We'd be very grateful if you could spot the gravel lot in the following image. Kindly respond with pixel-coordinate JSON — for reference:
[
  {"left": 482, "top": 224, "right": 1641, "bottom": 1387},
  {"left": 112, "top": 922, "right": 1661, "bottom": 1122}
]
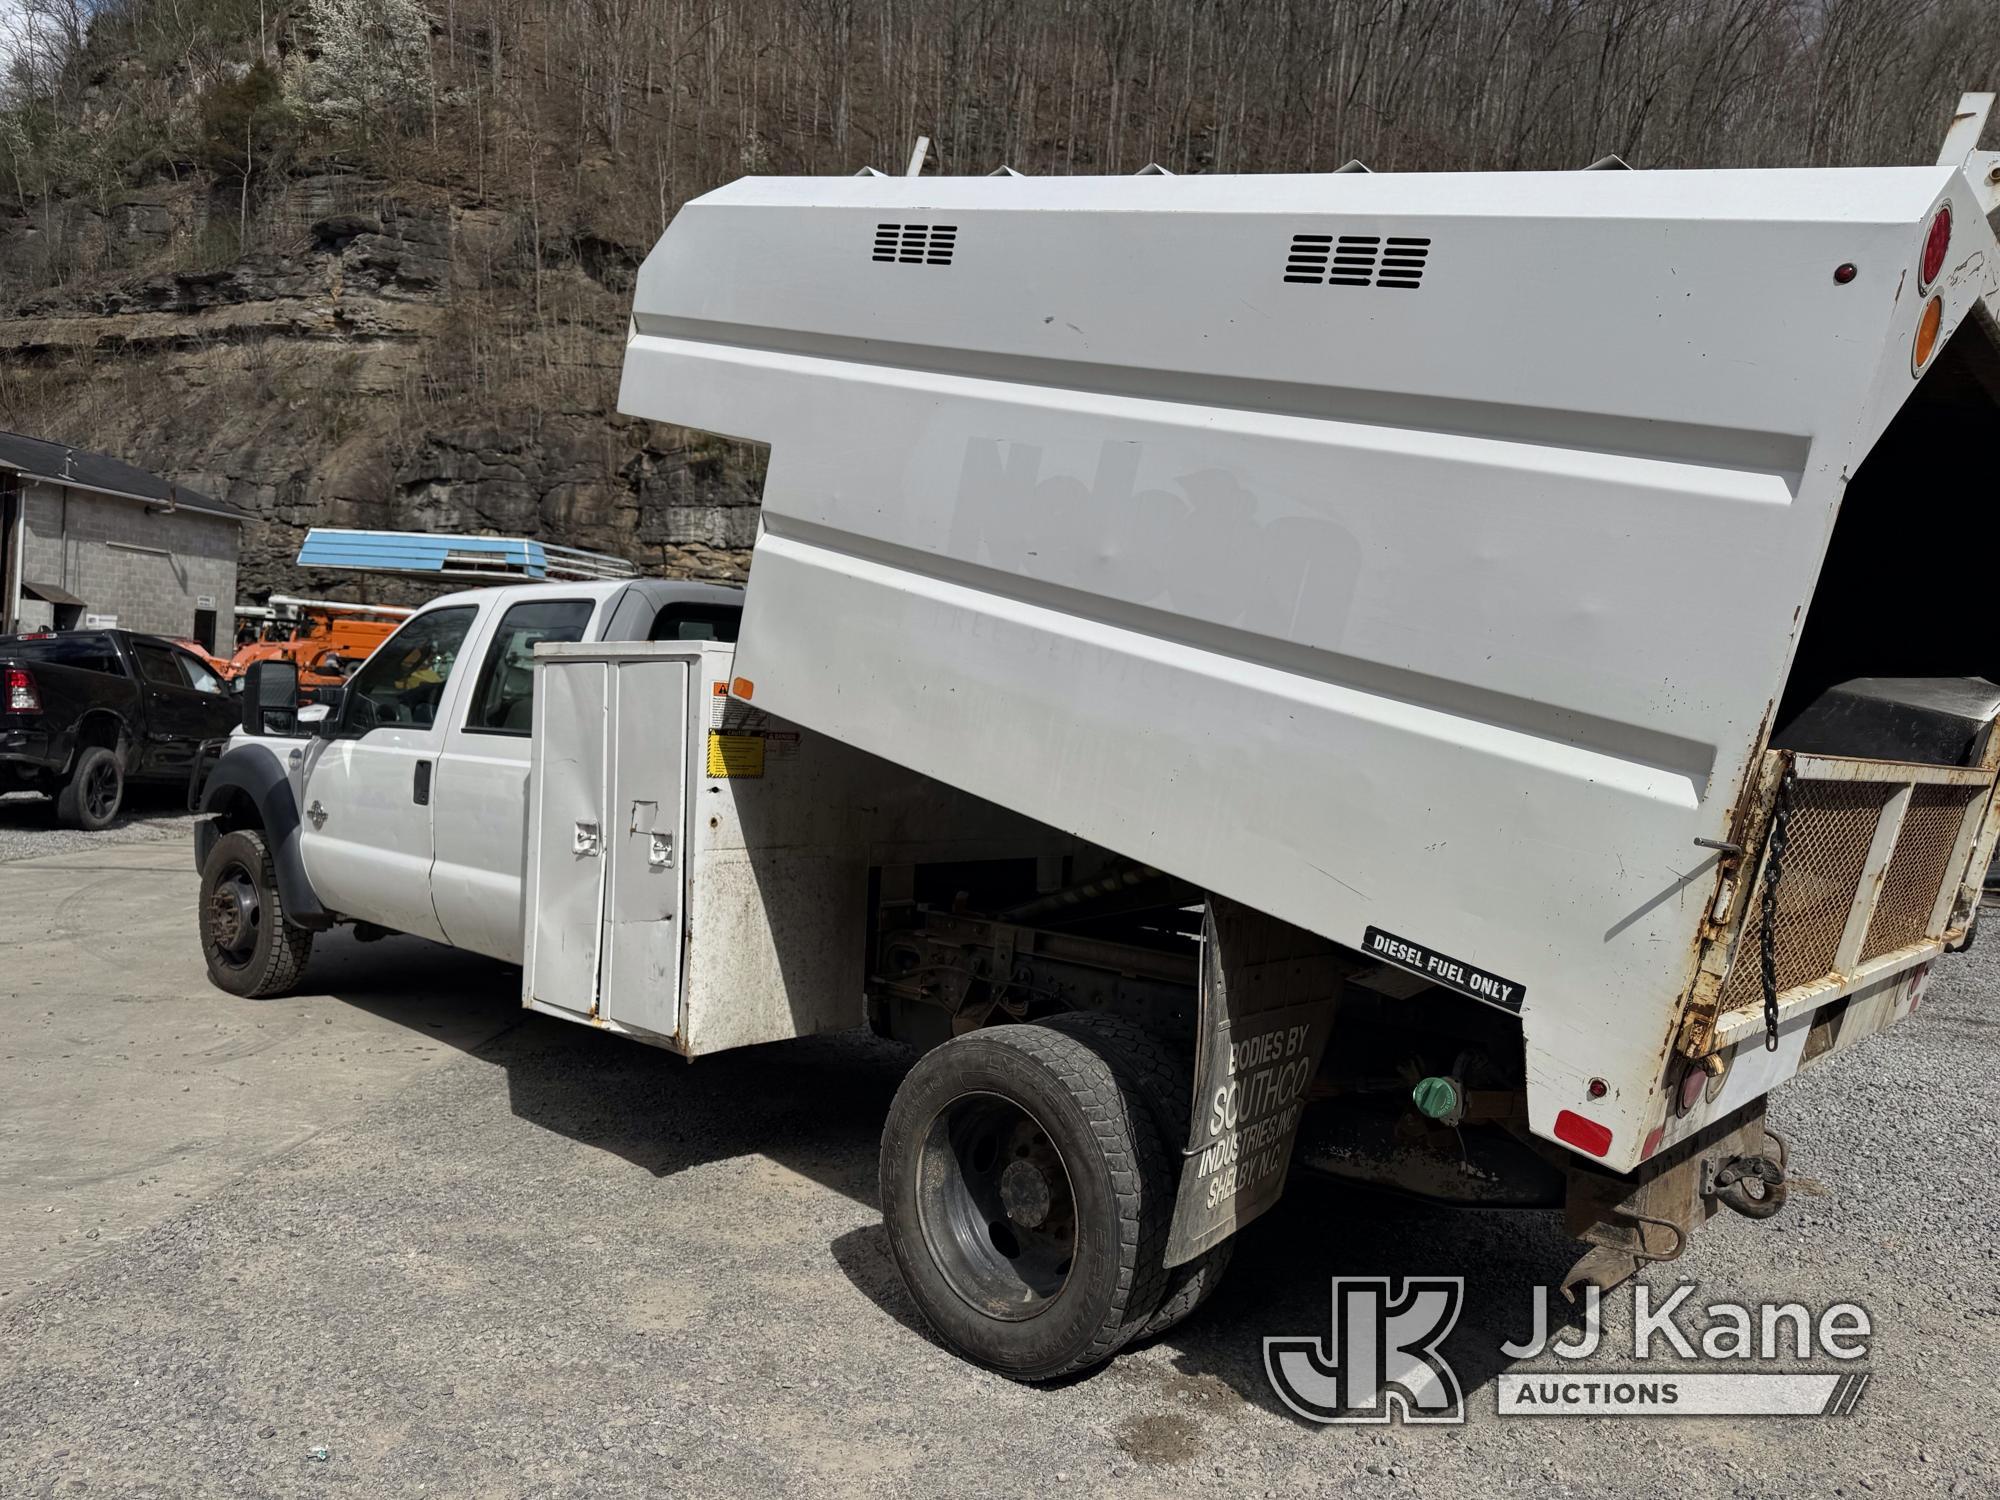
[
  {"left": 0, "top": 788, "right": 199, "bottom": 862},
  {"left": 0, "top": 842, "right": 1993, "bottom": 1498}
]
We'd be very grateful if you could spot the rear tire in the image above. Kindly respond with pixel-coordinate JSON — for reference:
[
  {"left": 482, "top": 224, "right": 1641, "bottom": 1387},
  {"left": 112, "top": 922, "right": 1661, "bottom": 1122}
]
[
  {"left": 198, "top": 828, "right": 314, "bottom": 998},
  {"left": 56, "top": 745, "right": 122, "bottom": 831},
  {"left": 879, "top": 1022, "right": 1174, "bottom": 1381},
  {"left": 1043, "top": 1011, "right": 1235, "bottom": 1337}
]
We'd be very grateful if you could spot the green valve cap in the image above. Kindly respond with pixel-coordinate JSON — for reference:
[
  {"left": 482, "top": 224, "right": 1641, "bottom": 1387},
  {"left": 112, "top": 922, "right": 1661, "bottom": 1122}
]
[{"left": 1412, "top": 1076, "right": 1461, "bottom": 1121}]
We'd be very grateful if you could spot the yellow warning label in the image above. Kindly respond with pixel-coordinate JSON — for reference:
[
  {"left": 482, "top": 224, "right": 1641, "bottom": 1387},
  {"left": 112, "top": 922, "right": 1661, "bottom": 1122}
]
[{"left": 706, "top": 732, "right": 765, "bottom": 779}]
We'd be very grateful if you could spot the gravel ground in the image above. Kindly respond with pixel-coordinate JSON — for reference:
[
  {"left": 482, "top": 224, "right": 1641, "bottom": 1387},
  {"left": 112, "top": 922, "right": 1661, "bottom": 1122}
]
[
  {"left": 0, "top": 788, "right": 199, "bottom": 862},
  {"left": 0, "top": 886, "right": 1994, "bottom": 1496}
]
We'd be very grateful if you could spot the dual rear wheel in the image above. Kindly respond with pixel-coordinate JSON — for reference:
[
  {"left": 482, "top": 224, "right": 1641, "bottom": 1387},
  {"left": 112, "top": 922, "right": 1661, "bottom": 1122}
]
[{"left": 879, "top": 1016, "right": 1231, "bottom": 1381}]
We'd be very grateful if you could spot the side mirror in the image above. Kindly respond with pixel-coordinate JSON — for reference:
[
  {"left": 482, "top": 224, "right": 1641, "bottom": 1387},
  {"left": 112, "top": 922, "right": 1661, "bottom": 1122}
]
[{"left": 241, "top": 660, "right": 300, "bottom": 737}]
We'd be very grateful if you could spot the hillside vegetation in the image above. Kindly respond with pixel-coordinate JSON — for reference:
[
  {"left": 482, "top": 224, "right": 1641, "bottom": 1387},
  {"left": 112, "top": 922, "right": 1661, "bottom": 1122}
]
[{"left": 1, "top": 0, "right": 1995, "bottom": 596}]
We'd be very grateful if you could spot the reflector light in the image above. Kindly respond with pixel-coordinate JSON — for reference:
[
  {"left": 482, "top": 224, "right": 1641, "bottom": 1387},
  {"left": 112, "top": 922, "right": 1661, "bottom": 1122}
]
[
  {"left": 1554, "top": 1108, "right": 1612, "bottom": 1157},
  {"left": 1913, "top": 296, "right": 1944, "bottom": 373},
  {"left": 731, "top": 676, "right": 755, "bottom": 701},
  {"left": 1907, "top": 960, "right": 1933, "bottom": 1011},
  {"left": 5, "top": 668, "right": 40, "bottom": 714},
  {"left": 1679, "top": 1064, "right": 1708, "bottom": 1115},
  {"left": 1640, "top": 1124, "right": 1667, "bottom": 1160},
  {"left": 1919, "top": 203, "right": 1952, "bottom": 290}
]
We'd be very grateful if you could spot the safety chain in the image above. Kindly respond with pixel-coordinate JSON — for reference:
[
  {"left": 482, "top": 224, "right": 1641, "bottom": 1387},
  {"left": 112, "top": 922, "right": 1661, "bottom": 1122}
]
[{"left": 1758, "top": 770, "right": 1796, "bottom": 1053}]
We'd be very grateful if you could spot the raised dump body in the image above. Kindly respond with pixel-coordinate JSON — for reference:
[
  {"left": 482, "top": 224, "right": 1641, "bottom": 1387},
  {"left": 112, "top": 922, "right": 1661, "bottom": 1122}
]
[{"left": 618, "top": 159, "right": 2000, "bottom": 1178}]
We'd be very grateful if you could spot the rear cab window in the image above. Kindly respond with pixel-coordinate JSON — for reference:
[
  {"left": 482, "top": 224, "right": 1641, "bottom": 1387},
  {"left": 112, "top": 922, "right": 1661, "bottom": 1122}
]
[
  {"left": 648, "top": 602, "right": 741, "bottom": 642},
  {"left": 3, "top": 634, "right": 127, "bottom": 677}
]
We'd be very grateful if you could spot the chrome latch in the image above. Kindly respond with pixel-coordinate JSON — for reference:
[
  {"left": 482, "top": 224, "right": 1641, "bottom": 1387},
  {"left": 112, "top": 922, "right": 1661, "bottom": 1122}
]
[
  {"left": 573, "top": 821, "right": 601, "bottom": 856},
  {"left": 306, "top": 799, "right": 327, "bottom": 829}
]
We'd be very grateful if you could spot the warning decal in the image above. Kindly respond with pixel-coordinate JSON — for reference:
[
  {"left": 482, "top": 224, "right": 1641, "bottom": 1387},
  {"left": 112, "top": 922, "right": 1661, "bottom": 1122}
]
[
  {"left": 1361, "top": 926, "right": 1525, "bottom": 1014},
  {"left": 710, "top": 680, "right": 772, "bottom": 736},
  {"left": 706, "top": 733, "right": 766, "bottom": 779}
]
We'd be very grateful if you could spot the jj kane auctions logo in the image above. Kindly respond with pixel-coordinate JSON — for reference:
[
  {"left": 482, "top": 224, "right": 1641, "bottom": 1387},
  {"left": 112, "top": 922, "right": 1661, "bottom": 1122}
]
[{"left": 1266, "top": 1279, "right": 1873, "bottom": 1423}]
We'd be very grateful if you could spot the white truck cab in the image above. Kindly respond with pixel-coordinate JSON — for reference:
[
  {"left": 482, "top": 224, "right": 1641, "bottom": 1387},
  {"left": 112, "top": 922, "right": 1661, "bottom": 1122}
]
[{"left": 194, "top": 576, "right": 743, "bottom": 978}]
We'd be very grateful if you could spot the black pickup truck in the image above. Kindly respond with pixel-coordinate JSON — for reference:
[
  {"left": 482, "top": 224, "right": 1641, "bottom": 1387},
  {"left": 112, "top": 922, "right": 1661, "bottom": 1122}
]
[{"left": 0, "top": 630, "right": 242, "bottom": 829}]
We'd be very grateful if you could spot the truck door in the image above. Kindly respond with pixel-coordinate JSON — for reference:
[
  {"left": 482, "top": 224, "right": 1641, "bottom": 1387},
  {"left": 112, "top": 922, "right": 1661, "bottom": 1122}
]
[
  {"left": 430, "top": 596, "right": 597, "bottom": 962},
  {"left": 523, "top": 649, "right": 690, "bottom": 1039},
  {"left": 128, "top": 639, "right": 219, "bottom": 778},
  {"left": 596, "top": 654, "right": 691, "bottom": 1037},
  {"left": 297, "top": 605, "right": 479, "bottom": 941}
]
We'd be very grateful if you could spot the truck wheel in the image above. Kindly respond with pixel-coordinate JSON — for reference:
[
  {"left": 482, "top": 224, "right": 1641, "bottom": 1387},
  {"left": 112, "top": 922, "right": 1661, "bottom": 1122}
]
[
  {"left": 56, "top": 746, "right": 122, "bottom": 831},
  {"left": 198, "top": 829, "right": 314, "bottom": 998},
  {"left": 1044, "top": 1011, "right": 1235, "bottom": 1338},
  {"left": 879, "top": 1022, "right": 1174, "bottom": 1381}
]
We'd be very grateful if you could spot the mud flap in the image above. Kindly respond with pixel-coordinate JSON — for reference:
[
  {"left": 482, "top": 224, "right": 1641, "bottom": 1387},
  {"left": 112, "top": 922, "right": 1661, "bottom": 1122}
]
[{"left": 1163, "top": 895, "right": 1348, "bottom": 1267}]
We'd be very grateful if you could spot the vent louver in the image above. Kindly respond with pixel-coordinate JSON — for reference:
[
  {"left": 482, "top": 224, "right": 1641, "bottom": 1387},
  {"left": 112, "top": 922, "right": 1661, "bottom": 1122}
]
[
  {"left": 872, "top": 223, "right": 957, "bottom": 265},
  {"left": 1284, "top": 233, "right": 1430, "bottom": 289}
]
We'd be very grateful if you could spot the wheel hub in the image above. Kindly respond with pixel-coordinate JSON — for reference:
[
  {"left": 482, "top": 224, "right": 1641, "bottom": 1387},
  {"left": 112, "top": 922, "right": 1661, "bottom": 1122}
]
[
  {"left": 916, "top": 1093, "right": 1079, "bottom": 1320},
  {"left": 207, "top": 871, "right": 260, "bottom": 958},
  {"left": 85, "top": 761, "right": 117, "bottom": 820},
  {"left": 999, "top": 1157, "right": 1055, "bottom": 1229}
]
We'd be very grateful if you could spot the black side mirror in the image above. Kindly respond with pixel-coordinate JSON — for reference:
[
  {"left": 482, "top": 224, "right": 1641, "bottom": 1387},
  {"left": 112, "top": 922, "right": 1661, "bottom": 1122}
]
[{"left": 241, "top": 660, "right": 300, "bottom": 737}]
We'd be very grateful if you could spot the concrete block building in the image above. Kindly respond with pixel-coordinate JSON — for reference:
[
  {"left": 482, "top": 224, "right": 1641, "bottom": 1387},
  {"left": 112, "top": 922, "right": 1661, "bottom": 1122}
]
[{"left": 0, "top": 432, "right": 244, "bottom": 652}]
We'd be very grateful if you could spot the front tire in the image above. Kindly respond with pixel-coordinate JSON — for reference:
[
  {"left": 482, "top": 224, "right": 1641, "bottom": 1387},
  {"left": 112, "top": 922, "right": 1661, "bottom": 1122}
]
[
  {"left": 199, "top": 828, "right": 314, "bottom": 998},
  {"left": 56, "top": 745, "right": 122, "bottom": 830},
  {"left": 879, "top": 1023, "right": 1174, "bottom": 1381}
]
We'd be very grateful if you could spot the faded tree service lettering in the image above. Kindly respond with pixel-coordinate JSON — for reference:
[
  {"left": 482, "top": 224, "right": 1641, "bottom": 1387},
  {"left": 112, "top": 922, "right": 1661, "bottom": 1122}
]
[{"left": 1197, "top": 1021, "right": 1317, "bottom": 1210}]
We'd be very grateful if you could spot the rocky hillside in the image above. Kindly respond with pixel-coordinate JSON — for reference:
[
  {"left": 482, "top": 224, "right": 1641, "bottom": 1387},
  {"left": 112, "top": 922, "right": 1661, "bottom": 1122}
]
[
  {"left": 0, "top": 160, "right": 760, "bottom": 601},
  {"left": 2, "top": 0, "right": 1991, "bottom": 602},
  {"left": 0, "top": 2, "right": 773, "bottom": 601}
]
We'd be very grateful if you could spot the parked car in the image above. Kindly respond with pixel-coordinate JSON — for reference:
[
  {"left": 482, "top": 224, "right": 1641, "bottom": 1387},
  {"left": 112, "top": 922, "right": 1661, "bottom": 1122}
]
[{"left": 0, "top": 629, "right": 241, "bottom": 828}]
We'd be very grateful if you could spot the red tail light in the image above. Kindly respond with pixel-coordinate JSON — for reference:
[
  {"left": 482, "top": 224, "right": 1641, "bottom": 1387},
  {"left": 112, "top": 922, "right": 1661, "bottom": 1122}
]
[
  {"left": 5, "top": 667, "right": 40, "bottom": 714},
  {"left": 1920, "top": 203, "right": 1951, "bottom": 290}
]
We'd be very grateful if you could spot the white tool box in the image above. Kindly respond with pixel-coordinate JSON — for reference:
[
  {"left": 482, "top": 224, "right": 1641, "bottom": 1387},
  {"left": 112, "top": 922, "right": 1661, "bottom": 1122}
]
[{"left": 522, "top": 641, "right": 1077, "bottom": 1055}]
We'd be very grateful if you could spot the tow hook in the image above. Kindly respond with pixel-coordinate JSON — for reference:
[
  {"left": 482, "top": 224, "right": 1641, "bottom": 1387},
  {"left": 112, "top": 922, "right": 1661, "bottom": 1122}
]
[{"left": 1704, "top": 1136, "right": 1789, "bottom": 1221}]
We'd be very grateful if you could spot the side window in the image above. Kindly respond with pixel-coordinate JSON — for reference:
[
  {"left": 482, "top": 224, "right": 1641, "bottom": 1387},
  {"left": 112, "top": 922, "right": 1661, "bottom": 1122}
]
[
  {"left": 132, "top": 642, "right": 186, "bottom": 688},
  {"left": 341, "top": 606, "right": 479, "bottom": 735},
  {"left": 464, "top": 599, "right": 595, "bottom": 736},
  {"left": 175, "top": 652, "right": 225, "bottom": 695},
  {"left": 647, "top": 602, "right": 741, "bottom": 642}
]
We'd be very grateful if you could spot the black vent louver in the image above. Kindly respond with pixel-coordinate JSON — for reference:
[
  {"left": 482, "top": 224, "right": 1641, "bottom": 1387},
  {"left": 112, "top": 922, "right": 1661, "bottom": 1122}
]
[
  {"left": 1284, "top": 233, "right": 1430, "bottom": 289},
  {"left": 872, "top": 223, "right": 957, "bottom": 265}
]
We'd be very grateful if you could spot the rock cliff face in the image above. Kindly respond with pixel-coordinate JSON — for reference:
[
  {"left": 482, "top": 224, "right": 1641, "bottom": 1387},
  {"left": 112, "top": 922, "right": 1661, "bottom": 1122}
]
[{"left": 0, "top": 167, "right": 761, "bottom": 605}]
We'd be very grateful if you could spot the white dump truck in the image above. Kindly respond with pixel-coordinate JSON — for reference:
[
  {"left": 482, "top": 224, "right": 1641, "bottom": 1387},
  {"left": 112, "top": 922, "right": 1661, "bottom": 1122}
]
[{"left": 199, "top": 97, "right": 2000, "bottom": 1382}]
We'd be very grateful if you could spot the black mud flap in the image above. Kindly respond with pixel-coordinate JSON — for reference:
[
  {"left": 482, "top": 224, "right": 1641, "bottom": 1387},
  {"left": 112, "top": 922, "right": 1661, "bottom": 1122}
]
[{"left": 1163, "top": 895, "right": 1348, "bottom": 1268}]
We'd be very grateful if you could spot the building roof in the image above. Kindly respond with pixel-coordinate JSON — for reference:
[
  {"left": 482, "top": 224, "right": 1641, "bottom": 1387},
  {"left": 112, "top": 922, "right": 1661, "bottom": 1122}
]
[{"left": 0, "top": 430, "right": 243, "bottom": 523}]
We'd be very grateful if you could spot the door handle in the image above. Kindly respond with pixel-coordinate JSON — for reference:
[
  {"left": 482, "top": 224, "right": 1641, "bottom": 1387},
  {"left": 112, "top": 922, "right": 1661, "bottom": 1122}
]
[{"left": 413, "top": 760, "right": 432, "bottom": 806}]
